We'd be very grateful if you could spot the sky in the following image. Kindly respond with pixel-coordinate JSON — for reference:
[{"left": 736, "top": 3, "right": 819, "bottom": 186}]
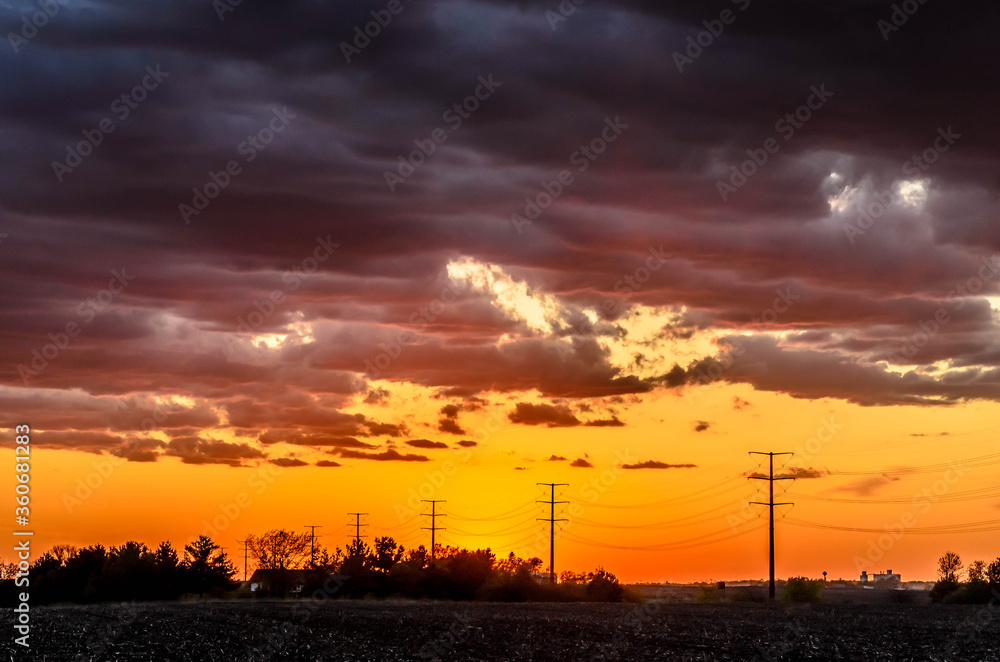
[{"left": 2, "top": 0, "right": 1000, "bottom": 583}]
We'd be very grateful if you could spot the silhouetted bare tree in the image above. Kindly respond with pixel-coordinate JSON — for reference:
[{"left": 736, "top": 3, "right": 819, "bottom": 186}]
[{"left": 246, "top": 529, "right": 311, "bottom": 570}]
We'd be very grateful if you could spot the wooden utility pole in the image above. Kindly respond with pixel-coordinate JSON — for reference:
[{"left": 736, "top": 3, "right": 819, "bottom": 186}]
[
  {"left": 537, "top": 483, "right": 568, "bottom": 584},
  {"left": 749, "top": 451, "right": 794, "bottom": 599}
]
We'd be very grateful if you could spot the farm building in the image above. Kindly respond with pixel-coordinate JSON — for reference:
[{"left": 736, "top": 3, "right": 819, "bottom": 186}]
[
  {"left": 249, "top": 569, "right": 308, "bottom": 596},
  {"left": 860, "top": 569, "right": 901, "bottom": 583}
]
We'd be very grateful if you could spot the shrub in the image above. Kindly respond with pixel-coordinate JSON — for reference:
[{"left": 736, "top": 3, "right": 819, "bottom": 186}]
[
  {"left": 585, "top": 568, "right": 625, "bottom": 603},
  {"left": 779, "top": 577, "right": 823, "bottom": 604},
  {"left": 695, "top": 584, "right": 722, "bottom": 603},
  {"left": 889, "top": 589, "right": 915, "bottom": 604},
  {"left": 728, "top": 586, "right": 767, "bottom": 603},
  {"left": 930, "top": 580, "right": 960, "bottom": 603}
]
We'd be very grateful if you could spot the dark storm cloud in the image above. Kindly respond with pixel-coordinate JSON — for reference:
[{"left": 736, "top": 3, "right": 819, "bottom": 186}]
[
  {"left": 405, "top": 438, "right": 448, "bottom": 449},
  {"left": 3, "top": 0, "right": 1000, "bottom": 460},
  {"left": 622, "top": 460, "right": 698, "bottom": 470},
  {"left": 269, "top": 457, "right": 308, "bottom": 467},
  {"left": 165, "top": 436, "right": 265, "bottom": 466},
  {"left": 337, "top": 448, "right": 431, "bottom": 462},
  {"left": 508, "top": 402, "right": 581, "bottom": 427},
  {"left": 437, "top": 403, "right": 468, "bottom": 435}
]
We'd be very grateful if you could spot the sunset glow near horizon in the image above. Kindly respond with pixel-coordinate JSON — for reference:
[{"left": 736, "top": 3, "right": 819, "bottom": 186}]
[{"left": 3, "top": 1, "right": 1000, "bottom": 585}]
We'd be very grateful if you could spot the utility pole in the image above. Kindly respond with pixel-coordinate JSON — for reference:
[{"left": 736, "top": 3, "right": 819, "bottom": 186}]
[
  {"left": 304, "top": 525, "right": 322, "bottom": 567},
  {"left": 537, "top": 483, "right": 568, "bottom": 584},
  {"left": 237, "top": 538, "right": 249, "bottom": 582},
  {"left": 347, "top": 512, "right": 369, "bottom": 546},
  {"left": 749, "top": 451, "right": 794, "bottom": 600},
  {"left": 420, "top": 500, "right": 446, "bottom": 559}
]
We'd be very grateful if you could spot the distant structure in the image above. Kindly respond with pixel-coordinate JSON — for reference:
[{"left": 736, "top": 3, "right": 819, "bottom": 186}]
[
  {"left": 249, "top": 569, "right": 308, "bottom": 596},
  {"left": 860, "top": 569, "right": 901, "bottom": 583}
]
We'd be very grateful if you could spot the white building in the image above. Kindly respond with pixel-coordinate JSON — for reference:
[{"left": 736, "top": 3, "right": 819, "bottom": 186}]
[{"left": 860, "top": 569, "right": 901, "bottom": 583}]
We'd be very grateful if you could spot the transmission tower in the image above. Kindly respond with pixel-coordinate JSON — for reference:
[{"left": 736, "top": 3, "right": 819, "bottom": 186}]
[
  {"left": 537, "top": 483, "right": 568, "bottom": 584},
  {"left": 421, "top": 500, "right": 446, "bottom": 558},
  {"left": 749, "top": 451, "right": 794, "bottom": 599},
  {"left": 347, "top": 512, "right": 369, "bottom": 546}
]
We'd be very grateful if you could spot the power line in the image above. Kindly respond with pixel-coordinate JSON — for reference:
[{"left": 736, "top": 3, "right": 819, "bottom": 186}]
[
  {"left": 347, "top": 513, "right": 369, "bottom": 546},
  {"left": 825, "top": 451, "right": 1000, "bottom": 476},
  {"left": 421, "top": 500, "right": 446, "bottom": 559},
  {"left": 749, "top": 451, "right": 794, "bottom": 600},
  {"left": 788, "top": 484, "right": 1000, "bottom": 505},
  {"left": 785, "top": 517, "right": 1000, "bottom": 534},
  {"left": 563, "top": 522, "right": 765, "bottom": 552},
  {"left": 537, "top": 483, "right": 568, "bottom": 584}
]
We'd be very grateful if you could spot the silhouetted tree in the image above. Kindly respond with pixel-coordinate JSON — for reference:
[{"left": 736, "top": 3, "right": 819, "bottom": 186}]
[
  {"left": 988, "top": 558, "right": 1000, "bottom": 587},
  {"left": 559, "top": 570, "right": 588, "bottom": 584},
  {"left": 0, "top": 561, "right": 17, "bottom": 581},
  {"left": 931, "top": 550, "right": 964, "bottom": 603},
  {"left": 372, "top": 536, "right": 404, "bottom": 573},
  {"left": 184, "top": 536, "right": 235, "bottom": 595},
  {"left": 586, "top": 568, "right": 625, "bottom": 602},
  {"left": 938, "top": 551, "right": 964, "bottom": 583},
  {"left": 101, "top": 541, "right": 156, "bottom": 600},
  {"left": 153, "top": 541, "right": 184, "bottom": 599},
  {"left": 247, "top": 529, "right": 311, "bottom": 570},
  {"left": 63, "top": 544, "right": 107, "bottom": 602}
]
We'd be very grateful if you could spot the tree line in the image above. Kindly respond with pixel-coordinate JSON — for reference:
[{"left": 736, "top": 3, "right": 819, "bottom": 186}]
[
  {"left": 931, "top": 551, "right": 1000, "bottom": 603},
  {"left": 244, "top": 528, "right": 627, "bottom": 601},
  {"left": 1, "top": 529, "right": 628, "bottom": 605},
  {"left": 1, "top": 536, "right": 234, "bottom": 604}
]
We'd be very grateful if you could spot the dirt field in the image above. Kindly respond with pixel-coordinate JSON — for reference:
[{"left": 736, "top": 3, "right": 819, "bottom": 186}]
[{"left": 3, "top": 599, "right": 999, "bottom": 661}]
